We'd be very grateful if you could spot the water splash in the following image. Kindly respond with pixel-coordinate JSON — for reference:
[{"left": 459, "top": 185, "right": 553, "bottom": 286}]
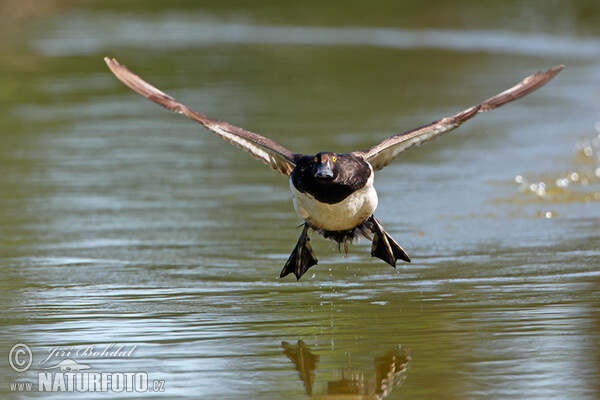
[{"left": 513, "top": 127, "right": 600, "bottom": 204}]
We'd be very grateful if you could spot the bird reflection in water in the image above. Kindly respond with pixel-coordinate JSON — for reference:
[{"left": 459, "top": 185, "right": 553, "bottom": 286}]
[{"left": 281, "top": 340, "right": 410, "bottom": 399}]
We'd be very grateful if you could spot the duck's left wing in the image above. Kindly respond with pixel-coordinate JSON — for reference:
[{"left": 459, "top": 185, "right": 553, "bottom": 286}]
[
  {"left": 104, "top": 57, "right": 297, "bottom": 176},
  {"left": 356, "top": 65, "right": 564, "bottom": 171}
]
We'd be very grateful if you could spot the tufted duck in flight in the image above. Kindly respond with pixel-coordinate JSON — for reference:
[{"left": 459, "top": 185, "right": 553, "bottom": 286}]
[{"left": 105, "top": 57, "right": 562, "bottom": 280}]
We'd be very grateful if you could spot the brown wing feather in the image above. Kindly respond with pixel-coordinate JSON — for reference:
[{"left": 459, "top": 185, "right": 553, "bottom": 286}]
[
  {"left": 357, "top": 65, "right": 564, "bottom": 171},
  {"left": 104, "top": 57, "right": 297, "bottom": 176}
]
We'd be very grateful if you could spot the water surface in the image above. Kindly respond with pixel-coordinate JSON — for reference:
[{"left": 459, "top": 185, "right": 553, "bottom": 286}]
[{"left": 1, "top": 2, "right": 599, "bottom": 399}]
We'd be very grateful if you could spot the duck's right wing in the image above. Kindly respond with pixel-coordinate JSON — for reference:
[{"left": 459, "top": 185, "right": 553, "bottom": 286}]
[
  {"left": 356, "top": 65, "right": 564, "bottom": 171},
  {"left": 105, "top": 57, "right": 298, "bottom": 176}
]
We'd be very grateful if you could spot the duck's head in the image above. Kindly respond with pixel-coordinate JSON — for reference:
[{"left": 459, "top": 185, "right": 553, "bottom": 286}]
[{"left": 312, "top": 152, "right": 338, "bottom": 182}]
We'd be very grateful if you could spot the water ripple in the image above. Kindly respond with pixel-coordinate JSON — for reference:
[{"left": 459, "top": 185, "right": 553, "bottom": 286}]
[{"left": 33, "top": 11, "right": 600, "bottom": 59}]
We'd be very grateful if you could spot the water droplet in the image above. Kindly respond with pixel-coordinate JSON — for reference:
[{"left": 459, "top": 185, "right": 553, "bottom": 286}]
[
  {"left": 536, "top": 186, "right": 546, "bottom": 197},
  {"left": 515, "top": 175, "right": 523, "bottom": 184},
  {"left": 545, "top": 211, "right": 553, "bottom": 219},
  {"left": 570, "top": 172, "right": 579, "bottom": 182}
]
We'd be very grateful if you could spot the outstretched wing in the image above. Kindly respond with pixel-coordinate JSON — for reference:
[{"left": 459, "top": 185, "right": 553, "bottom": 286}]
[
  {"left": 104, "top": 57, "right": 297, "bottom": 176},
  {"left": 357, "top": 65, "right": 564, "bottom": 171}
]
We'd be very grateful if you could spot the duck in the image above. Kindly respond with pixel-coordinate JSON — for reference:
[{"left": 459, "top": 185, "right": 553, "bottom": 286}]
[{"left": 104, "top": 57, "right": 563, "bottom": 280}]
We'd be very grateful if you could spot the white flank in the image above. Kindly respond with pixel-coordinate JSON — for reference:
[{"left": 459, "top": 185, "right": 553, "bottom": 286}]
[{"left": 290, "top": 173, "right": 378, "bottom": 231}]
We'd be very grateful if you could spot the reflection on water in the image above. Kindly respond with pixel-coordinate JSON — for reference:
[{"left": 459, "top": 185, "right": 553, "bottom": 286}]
[
  {"left": 32, "top": 13, "right": 600, "bottom": 59},
  {"left": 282, "top": 340, "right": 410, "bottom": 399}
]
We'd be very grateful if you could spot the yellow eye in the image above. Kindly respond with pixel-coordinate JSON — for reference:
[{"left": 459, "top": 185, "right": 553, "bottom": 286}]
[
  {"left": 314, "top": 157, "right": 318, "bottom": 162},
  {"left": 332, "top": 156, "right": 337, "bottom": 162}
]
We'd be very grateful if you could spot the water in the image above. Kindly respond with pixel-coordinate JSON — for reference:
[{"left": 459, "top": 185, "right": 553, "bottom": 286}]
[{"left": 1, "top": 2, "right": 599, "bottom": 399}]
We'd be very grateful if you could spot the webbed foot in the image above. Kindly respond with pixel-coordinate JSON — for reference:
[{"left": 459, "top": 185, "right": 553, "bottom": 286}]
[
  {"left": 369, "top": 216, "right": 411, "bottom": 267},
  {"left": 280, "top": 224, "right": 318, "bottom": 280}
]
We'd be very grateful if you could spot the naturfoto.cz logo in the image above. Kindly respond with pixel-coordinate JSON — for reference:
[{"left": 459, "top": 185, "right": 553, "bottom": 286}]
[{"left": 8, "top": 343, "right": 165, "bottom": 393}]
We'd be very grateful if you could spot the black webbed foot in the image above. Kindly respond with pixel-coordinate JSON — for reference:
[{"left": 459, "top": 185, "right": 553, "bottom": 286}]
[
  {"left": 369, "top": 216, "right": 411, "bottom": 267},
  {"left": 280, "top": 224, "right": 318, "bottom": 280}
]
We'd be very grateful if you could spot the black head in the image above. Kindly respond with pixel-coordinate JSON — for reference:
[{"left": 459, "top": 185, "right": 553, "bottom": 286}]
[
  {"left": 291, "top": 152, "right": 372, "bottom": 204},
  {"left": 312, "top": 152, "right": 338, "bottom": 182}
]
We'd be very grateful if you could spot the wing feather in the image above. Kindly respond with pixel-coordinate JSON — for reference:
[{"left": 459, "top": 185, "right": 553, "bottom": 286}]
[
  {"left": 104, "top": 57, "right": 297, "bottom": 176},
  {"left": 358, "top": 65, "right": 564, "bottom": 171}
]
